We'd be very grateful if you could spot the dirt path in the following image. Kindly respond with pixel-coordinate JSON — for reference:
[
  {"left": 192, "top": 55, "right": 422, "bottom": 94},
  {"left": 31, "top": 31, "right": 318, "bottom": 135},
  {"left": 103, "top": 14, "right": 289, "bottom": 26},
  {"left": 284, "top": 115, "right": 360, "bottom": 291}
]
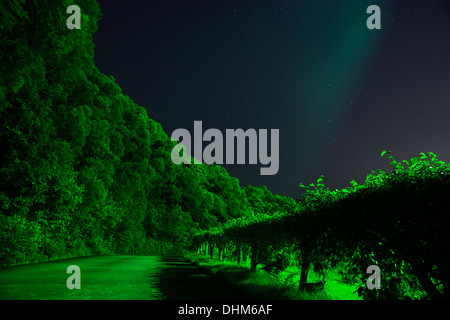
[{"left": 157, "top": 256, "right": 257, "bottom": 299}]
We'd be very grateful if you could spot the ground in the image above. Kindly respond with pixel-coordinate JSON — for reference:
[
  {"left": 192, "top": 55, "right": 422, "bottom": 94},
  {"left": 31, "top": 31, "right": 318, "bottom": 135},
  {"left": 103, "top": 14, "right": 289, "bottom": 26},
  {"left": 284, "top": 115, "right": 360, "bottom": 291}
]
[{"left": 0, "top": 255, "right": 360, "bottom": 300}]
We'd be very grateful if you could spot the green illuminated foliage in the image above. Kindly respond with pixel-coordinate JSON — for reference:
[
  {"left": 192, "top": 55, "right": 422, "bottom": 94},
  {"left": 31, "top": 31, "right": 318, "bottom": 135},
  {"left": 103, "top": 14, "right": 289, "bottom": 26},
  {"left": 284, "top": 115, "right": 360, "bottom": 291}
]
[
  {"left": 2, "top": 0, "right": 450, "bottom": 302},
  {"left": 195, "top": 151, "right": 450, "bottom": 299},
  {"left": 0, "top": 0, "right": 265, "bottom": 265}
]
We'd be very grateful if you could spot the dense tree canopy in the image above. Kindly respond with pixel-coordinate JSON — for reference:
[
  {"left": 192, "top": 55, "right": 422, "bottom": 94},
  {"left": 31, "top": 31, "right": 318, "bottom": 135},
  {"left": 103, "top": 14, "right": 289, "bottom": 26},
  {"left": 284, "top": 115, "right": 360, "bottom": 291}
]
[{"left": 0, "top": 0, "right": 295, "bottom": 266}]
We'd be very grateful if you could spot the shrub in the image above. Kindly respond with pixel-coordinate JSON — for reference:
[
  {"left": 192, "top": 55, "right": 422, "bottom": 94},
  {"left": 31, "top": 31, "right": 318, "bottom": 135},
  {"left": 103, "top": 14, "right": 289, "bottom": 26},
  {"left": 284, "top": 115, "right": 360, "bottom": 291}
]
[{"left": 0, "top": 215, "right": 43, "bottom": 266}]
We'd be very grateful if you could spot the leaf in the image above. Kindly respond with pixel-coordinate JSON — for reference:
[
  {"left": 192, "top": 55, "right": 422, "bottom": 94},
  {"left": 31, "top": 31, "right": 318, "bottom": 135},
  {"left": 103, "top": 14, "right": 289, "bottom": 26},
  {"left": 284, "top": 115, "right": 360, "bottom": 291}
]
[{"left": 381, "top": 150, "right": 387, "bottom": 158}]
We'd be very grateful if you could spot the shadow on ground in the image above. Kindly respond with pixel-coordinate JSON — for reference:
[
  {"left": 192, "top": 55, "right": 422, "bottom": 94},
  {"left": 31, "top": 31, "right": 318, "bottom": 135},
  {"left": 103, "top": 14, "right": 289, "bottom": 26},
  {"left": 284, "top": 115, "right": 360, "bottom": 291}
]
[{"left": 154, "top": 256, "right": 258, "bottom": 300}]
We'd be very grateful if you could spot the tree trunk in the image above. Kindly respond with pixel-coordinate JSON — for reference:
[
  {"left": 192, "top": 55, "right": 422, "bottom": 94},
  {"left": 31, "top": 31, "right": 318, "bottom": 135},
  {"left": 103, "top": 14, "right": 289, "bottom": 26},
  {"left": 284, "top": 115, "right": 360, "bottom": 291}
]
[
  {"left": 218, "top": 245, "right": 223, "bottom": 261},
  {"left": 210, "top": 243, "right": 214, "bottom": 259},
  {"left": 299, "top": 247, "right": 313, "bottom": 290},
  {"left": 250, "top": 245, "right": 258, "bottom": 272},
  {"left": 237, "top": 245, "right": 241, "bottom": 264}
]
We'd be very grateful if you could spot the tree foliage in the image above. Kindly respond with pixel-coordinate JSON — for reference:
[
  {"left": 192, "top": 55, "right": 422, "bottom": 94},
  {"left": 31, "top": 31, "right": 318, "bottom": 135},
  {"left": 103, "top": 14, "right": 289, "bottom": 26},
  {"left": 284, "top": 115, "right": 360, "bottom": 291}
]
[
  {"left": 195, "top": 151, "right": 450, "bottom": 300},
  {"left": 0, "top": 0, "right": 279, "bottom": 265}
]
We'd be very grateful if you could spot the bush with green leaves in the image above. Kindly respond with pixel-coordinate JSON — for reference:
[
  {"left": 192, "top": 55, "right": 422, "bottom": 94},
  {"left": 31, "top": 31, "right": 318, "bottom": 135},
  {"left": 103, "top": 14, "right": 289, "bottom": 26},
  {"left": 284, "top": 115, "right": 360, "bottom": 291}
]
[
  {"left": 1, "top": 0, "right": 279, "bottom": 266},
  {"left": 259, "top": 246, "right": 291, "bottom": 276},
  {"left": 0, "top": 214, "right": 43, "bottom": 266},
  {"left": 195, "top": 151, "right": 450, "bottom": 299}
]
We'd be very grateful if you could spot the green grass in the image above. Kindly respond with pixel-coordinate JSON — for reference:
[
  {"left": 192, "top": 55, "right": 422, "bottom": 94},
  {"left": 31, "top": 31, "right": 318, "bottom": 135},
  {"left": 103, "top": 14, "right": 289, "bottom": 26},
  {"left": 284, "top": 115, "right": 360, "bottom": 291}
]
[{"left": 185, "top": 254, "right": 361, "bottom": 300}]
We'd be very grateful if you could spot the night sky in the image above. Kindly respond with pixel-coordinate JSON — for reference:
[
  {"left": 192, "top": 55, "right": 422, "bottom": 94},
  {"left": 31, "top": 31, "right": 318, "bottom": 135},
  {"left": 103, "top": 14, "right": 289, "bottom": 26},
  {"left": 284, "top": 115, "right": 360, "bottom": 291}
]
[{"left": 93, "top": 0, "right": 450, "bottom": 199}]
